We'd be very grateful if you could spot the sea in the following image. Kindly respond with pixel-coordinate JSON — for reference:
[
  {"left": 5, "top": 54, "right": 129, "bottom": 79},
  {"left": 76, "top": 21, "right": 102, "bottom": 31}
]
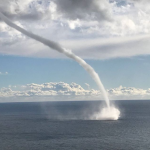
[{"left": 0, "top": 100, "right": 150, "bottom": 150}]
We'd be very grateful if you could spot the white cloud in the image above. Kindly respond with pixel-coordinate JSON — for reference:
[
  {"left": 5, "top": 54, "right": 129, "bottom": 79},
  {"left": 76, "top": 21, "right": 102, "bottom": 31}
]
[
  {"left": 108, "top": 85, "right": 149, "bottom": 100},
  {"left": 67, "top": 19, "right": 81, "bottom": 30},
  {"left": 0, "top": 82, "right": 99, "bottom": 100},
  {"left": 1, "top": 34, "right": 150, "bottom": 60},
  {"left": 0, "top": 72, "right": 8, "bottom": 75},
  {"left": 0, "top": 82, "right": 150, "bottom": 101},
  {"left": 1, "top": 0, "right": 150, "bottom": 60},
  {"left": 85, "top": 83, "right": 90, "bottom": 90},
  {"left": 0, "top": 0, "right": 52, "bottom": 21}
]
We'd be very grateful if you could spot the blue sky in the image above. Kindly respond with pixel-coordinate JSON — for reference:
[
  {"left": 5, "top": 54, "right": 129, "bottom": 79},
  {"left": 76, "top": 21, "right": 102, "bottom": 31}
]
[
  {"left": 0, "top": 0, "right": 150, "bottom": 101},
  {"left": 1, "top": 55, "right": 150, "bottom": 90}
]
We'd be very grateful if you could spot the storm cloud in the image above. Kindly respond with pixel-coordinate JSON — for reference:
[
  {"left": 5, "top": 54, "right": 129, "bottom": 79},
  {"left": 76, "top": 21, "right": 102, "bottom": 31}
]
[{"left": 53, "top": 0, "right": 112, "bottom": 21}]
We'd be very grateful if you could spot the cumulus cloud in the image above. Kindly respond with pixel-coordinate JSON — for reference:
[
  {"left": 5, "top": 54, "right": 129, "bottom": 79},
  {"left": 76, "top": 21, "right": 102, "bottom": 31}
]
[
  {"left": 0, "top": 82, "right": 100, "bottom": 100},
  {"left": 108, "top": 85, "right": 149, "bottom": 100},
  {"left": 0, "top": 82, "right": 150, "bottom": 101},
  {"left": 129, "top": 0, "right": 149, "bottom": 3}
]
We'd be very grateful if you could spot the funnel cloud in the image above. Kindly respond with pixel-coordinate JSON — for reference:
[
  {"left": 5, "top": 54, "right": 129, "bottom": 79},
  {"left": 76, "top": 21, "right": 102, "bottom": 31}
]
[{"left": 0, "top": 12, "right": 120, "bottom": 120}]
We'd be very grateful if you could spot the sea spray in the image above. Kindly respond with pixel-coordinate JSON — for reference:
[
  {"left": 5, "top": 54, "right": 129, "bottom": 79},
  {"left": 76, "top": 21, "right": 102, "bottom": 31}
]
[
  {"left": 90, "top": 106, "right": 120, "bottom": 120},
  {"left": 0, "top": 12, "right": 120, "bottom": 120}
]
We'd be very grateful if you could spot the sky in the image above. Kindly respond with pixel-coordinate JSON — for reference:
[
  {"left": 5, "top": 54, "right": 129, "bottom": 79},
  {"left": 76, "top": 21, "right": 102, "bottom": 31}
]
[{"left": 0, "top": 0, "right": 150, "bottom": 101}]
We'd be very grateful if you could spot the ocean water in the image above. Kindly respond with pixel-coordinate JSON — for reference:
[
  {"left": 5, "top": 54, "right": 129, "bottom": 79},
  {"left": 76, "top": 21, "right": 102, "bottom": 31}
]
[{"left": 0, "top": 100, "right": 150, "bottom": 150}]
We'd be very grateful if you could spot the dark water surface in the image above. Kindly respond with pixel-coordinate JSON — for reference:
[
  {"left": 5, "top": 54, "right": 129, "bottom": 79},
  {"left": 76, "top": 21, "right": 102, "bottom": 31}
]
[{"left": 0, "top": 100, "right": 150, "bottom": 150}]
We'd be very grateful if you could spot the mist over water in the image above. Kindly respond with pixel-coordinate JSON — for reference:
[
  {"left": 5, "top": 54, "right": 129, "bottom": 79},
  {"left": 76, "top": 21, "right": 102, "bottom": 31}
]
[
  {"left": 0, "top": 12, "right": 120, "bottom": 120},
  {"left": 41, "top": 101, "right": 120, "bottom": 121},
  {"left": 90, "top": 106, "right": 120, "bottom": 120}
]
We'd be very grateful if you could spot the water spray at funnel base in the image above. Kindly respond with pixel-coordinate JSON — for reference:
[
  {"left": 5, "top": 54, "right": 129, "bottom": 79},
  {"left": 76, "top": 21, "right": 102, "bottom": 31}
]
[
  {"left": 0, "top": 12, "right": 120, "bottom": 120},
  {"left": 90, "top": 106, "right": 120, "bottom": 120}
]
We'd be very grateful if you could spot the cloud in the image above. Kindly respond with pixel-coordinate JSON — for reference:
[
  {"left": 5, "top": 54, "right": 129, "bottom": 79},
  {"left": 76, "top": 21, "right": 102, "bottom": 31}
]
[
  {"left": 85, "top": 83, "right": 90, "bottom": 90},
  {"left": 0, "top": 72, "right": 8, "bottom": 75},
  {"left": 0, "top": 0, "right": 112, "bottom": 22},
  {"left": 108, "top": 85, "right": 149, "bottom": 100},
  {"left": 66, "top": 35, "right": 150, "bottom": 60},
  {"left": 1, "top": 34, "right": 150, "bottom": 60},
  {"left": 52, "top": 0, "right": 112, "bottom": 21},
  {"left": 129, "top": 0, "right": 149, "bottom": 3},
  {"left": 0, "top": 0, "right": 51, "bottom": 21},
  {"left": 1, "top": 0, "right": 150, "bottom": 60},
  {"left": 0, "top": 82, "right": 150, "bottom": 101},
  {"left": 0, "top": 82, "right": 99, "bottom": 99}
]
